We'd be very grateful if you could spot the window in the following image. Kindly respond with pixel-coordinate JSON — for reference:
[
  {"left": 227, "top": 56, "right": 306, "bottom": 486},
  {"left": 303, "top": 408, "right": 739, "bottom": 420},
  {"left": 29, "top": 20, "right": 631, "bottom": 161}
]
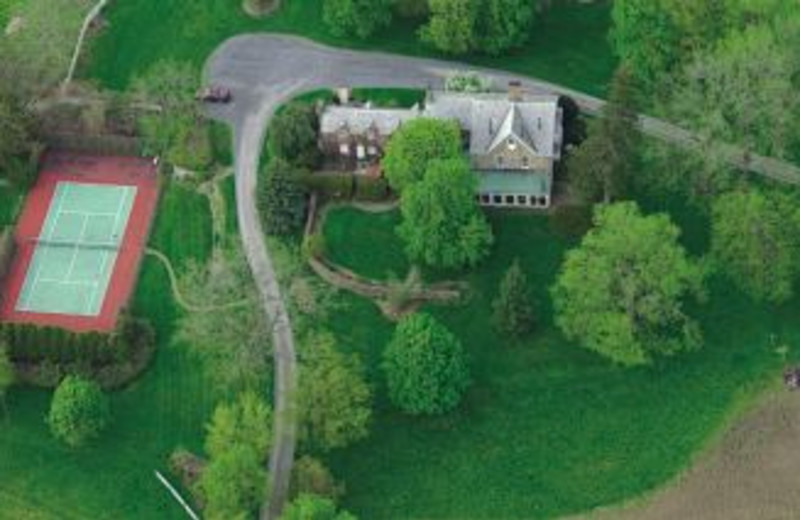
[
  {"left": 496, "top": 156, "right": 504, "bottom": 167},
  {"left": 539, "top": 196, "right": 548, "bottom": 207},
  {"left": 481, "top": 194, "right": 490, "bottom": 204},
  {"left": 522, "top": 156, "right": 530, "bottom": 168},
  {"left": 356, "top": 145, "right": 365, "bottom": 160},
  {"left": 517, "top": 195, "right": 527, "bottom": 205},
  {"left": 505, "top": 195, "right": 514, "bottom": 204},
  {"left": 493, "top": 195, "right": 502, "bottom": 204},
  {"left": 367, "top": 145, "right": 378, "bottom": 156},
  {"left": 529, "top": 197, "right": 537, "bottom": 207},
  {"left": 339, "top": 143, "right": 350, "bottom": 156}
]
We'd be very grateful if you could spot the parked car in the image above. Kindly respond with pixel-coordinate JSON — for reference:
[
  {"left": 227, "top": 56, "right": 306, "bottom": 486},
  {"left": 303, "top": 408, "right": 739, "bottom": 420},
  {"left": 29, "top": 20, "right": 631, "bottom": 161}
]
[{"left": 196, "top": 86, "right": 232, "bottom": 103}]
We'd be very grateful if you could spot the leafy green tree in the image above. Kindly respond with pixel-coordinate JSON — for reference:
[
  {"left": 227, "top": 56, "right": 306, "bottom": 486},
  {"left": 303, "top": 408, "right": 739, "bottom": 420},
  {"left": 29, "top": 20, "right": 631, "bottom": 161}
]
[
  {"left": 610, "top": 0, "right": 683, "bottom": 91},
  {"left": 0, "top": 346, "right": 14, "bottom": 416},
  {"left": 199, "top": 444, "right": 267, "bottom": 520},
  {"left": 47, "top": 376, "right": 110, "bottom": 447},
  {"left": 269, "top": 103, "right": 320, "bottom": 168},
  {"left": 281, "top": 494, "right": 357, "bottom": 520},
  {"left": 258, "top": 157, "right": 309, "bottom": 236},
  {"left": 0, "top": 92, "right": 37, "bottom": 185},
  {"left": 566, "top": 67, "right": 640, "bottom": 203},
  {"left": 420, "top": 0, "right": 479, "bottom": 54},
  {"left": 667, "top": 23, "right": 800, "bottom": 173},
  {"left": 323, "top": 0, "right": 393, "bottom": 39},
  {"left": 383, "top": 313, "right": 470, "bottom": 415},
  {"left": 290, "top": 456, "right": 343, "bottom": 502},
  {"left": 492, "top": 260, "right": 535, "bottom": 341},
  {"left": 478, "top": 0, "right": 533, "bottom": 55},
  {"left": 382, "top": 117, "right": 463, "bottom": 192},
  {"left": 132, "top": 60, "right": 211, "bottom": 170},
  {"left": 398, "top": 158, "right": 493, "bottom": 269},
  {"left": 551, "top": 202, "right": 705, "bottom": 366},
  {"left": 297, "top": 333, "right": 371, "bottom": 452},
  {"left": 711, "top": 189, "right": 800, "bottom": 304},
  {"left": 205, "top": 391, "right": 273, "bottom": 461}
]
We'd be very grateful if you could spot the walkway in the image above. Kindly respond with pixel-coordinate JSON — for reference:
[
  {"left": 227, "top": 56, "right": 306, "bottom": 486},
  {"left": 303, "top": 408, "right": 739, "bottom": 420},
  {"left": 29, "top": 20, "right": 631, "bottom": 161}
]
[{"left": 204, "top": 34, "right": 800, "bottom": 519}]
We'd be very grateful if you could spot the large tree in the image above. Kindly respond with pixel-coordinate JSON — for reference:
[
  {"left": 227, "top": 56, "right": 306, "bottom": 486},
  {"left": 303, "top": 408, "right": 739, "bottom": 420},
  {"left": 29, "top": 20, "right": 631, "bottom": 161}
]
[
  {"left": 199, "top": 444, "right": 267, "bottom": 520},
  {"left": 477, "top": 0, "right": 533, "bottom": 55},
  {"left": 258, "top": 157, "right": 309, "bottom": 237},
  {"left": 47, "top": 376, "right": 110, "bottom": 447},
  {"left": 281, "top": 494, "right": 357, "bottom": 520},
  {"left": 0, "top": 92, "right": 37, "bottom": 185},
  {"left": 382, "top": 117, "right": 463, "bottom": 192},
  {"left": 268, "top": 103, "right": 320, "bottom": 168},
  {"left": 711, "top": 189, "right": 800, "bottom": 304},
  {"left": 177, "top": 251, "right": 272, "bottom": 391},
  {"left": 566, "top": 67, "right": 640, "bottom": 203},
  {"left": 205, "top": 392, "right": 273, "bottom": 461},
  {"left": 398, "top": 158, "right": 493, "bottom": 269},
  {"left": 323, "top": 0, "right": 393, "bottom": 39},
  {"left": 132, "top": 60, "right": 211, "bottom": 170},
  {"left": 382, "top": 313, "right": 470, "bottom": 415},
  {"left": 551, "top": 202, "right": 705, "bottom": 366},
  {"left": 297, "top": 333, "right": 372, "bottom": 452},
  {"left": 420, "top": 0, "right": 479, "bottom": 55},
  {"left": 492, "top": 259, "right": 535, "bottom": 341}
]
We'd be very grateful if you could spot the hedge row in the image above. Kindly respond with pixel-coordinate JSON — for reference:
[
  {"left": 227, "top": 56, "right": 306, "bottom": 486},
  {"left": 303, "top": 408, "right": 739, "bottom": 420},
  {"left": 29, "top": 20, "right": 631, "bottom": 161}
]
[
  {"left": 299, "top": 173, "right": 391, "bottom": 202},
  {"left": 0, "top": 314, "right": 156, "bottom": 389}
]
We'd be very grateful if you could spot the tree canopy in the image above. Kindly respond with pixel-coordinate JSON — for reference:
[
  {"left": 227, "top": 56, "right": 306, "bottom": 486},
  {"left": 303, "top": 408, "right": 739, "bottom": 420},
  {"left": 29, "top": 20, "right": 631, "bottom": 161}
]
[
  {"left": 0, "top": 345, "right": 14, "bottom": 413},
  {"left": 47, "top": 376, "right": 110, "bottom": 447},
  {"left": 711, "top": 189, "right": 800, "bottom": 304},
  {"left": 420, "top": 0, "right": 478, "bottom": 55},
  {"left": 259, "top": 157, "right": 309, "bottom": 237},
  {"left": 281, "top": 494, "right": 357, "bottom": 520},
  {"left": 492, "top": 259, "right": 535, "bottom": 341},
  {"left": 199, "top": 443, "right": 267, "bottom": 520},
  {"left": 551, "top": 202, "right": 705, "bottom": 366},
  {"left": 398, "top": 158, "right": 493, "bottom": 269},
  {"left": 323, "top": 0, "right": 393, "bottom": 39},
  {"left": 205, "top": 391, "right": 273, "bottom": 461},
  {"left": 382, "top": 117, "right": 463, "bottom": 192},
  {"left": 268, "top": 103, "right": 320, "bottom": 168},
  {"left": 297, "top": 333, "right": 372, "bottom": 452},
  {"left": 383, "top": 313, "right": 470, "bottom": 415}
]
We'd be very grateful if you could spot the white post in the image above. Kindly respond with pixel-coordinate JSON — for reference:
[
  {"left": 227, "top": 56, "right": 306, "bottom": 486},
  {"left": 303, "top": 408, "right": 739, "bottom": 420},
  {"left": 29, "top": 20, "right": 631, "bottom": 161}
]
[{"left": 154, "top": 470, "right": 201, "bottom": 520}]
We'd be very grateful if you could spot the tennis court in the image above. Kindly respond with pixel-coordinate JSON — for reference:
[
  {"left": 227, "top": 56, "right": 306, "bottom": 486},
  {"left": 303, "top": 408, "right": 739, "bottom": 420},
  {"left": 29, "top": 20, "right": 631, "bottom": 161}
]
[{"left": 15, "top": 182, "right": 137, "bottom": 317}]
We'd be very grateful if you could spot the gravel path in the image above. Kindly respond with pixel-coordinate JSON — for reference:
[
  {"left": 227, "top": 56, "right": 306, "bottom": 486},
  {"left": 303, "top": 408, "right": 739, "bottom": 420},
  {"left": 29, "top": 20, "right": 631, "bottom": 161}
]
[{"left": 204, "top": 34, "right": 800, "bottom": 518}]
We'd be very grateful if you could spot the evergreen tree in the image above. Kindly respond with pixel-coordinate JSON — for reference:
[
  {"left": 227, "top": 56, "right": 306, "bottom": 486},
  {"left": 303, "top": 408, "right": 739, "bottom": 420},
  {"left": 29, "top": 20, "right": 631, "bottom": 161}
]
[{"left": 492, "top": 260, "right": 535, "bottom": 341}]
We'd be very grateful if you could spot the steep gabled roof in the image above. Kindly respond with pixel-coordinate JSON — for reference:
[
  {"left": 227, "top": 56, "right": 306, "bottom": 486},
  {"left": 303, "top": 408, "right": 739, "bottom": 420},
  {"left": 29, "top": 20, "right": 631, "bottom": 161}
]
[{"left": 487, "top": 105, "right": 538, "bottom": 156}]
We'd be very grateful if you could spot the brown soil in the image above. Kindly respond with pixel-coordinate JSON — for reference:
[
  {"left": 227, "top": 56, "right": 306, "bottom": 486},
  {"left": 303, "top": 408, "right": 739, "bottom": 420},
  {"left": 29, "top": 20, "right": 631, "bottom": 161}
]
[{"left": 576, "top": 391, "right": 800, "bottom": 520}]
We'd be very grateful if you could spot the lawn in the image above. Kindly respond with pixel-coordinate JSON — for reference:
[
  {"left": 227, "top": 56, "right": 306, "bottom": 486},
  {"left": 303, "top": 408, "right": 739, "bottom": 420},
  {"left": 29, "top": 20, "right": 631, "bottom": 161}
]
[
  {"left": 0, "top": 180, "right": 219, "bottom": 519},
  {"left": 87, "top": 0, "right": 616, "bottom": 96},
  {"left": 0, "top": 0, "right": 24, "bottom": 28},
  {"left": 318, "top": 204, "right": 799, "bottom": 519}
]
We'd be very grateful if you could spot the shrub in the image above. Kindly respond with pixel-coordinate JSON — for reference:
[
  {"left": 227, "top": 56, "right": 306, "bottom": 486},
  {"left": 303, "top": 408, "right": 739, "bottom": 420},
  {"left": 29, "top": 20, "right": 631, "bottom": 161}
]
[
  {"left": 353, "top": 176, "right": 390, "bottom": 201},
  {"left": 47, "top": 376, "right": 110, "bottom": 447},
  {"left": 290, "top": 456, "right": 344, "bottom": 502},
  {"left": 549, "top": 204, "right": 593, "bottom": 238},
  {"left": 299, "top": 173, "right": 355, "bottom": 200}
]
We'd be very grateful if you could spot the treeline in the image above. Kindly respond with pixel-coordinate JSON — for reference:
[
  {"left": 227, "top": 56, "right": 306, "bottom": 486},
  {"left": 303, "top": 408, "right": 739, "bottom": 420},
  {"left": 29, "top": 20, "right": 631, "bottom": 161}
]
[
  {"left": 0, "top": 314, "right": 156, "bottom": 388},
  {"left": 323, "top": 0, "right": 536, "bottom": 55}
]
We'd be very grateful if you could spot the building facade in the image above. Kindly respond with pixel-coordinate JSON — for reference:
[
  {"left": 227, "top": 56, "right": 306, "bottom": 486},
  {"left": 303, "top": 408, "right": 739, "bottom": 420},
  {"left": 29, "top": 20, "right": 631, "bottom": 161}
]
[{"left": 318, "top": 86, "right": 564, "bottom": 208}]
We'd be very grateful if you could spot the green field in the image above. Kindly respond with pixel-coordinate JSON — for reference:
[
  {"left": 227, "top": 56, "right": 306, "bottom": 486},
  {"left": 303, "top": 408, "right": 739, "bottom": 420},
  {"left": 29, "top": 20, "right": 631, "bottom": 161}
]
[
  {"left": 88, "top": 0, "right": 616, "bottom": 96},
  {"left": 0, "top": 0, "right": 24, "bottom": 28},
  {"left": 317, "top": 203, "right": 798, "bottom": 519},
  {"left": 0, "top": 180, "right": 218, "bottom": 519}
]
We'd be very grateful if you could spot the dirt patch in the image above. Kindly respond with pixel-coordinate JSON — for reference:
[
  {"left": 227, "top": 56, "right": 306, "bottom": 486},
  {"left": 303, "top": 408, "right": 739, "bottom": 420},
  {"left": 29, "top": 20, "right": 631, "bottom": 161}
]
[{"left": 577, "top": 390, "right": 800, "bottom": 520}]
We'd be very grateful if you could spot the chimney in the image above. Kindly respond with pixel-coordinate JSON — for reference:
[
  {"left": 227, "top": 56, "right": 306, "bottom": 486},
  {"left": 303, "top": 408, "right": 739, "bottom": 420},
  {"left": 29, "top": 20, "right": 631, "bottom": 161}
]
[
  {"left": 337, "top": 87, "right": 351, "bottom": 105},
  {"left": 508, "top": 81, "right": 524, "bottom": 102}
]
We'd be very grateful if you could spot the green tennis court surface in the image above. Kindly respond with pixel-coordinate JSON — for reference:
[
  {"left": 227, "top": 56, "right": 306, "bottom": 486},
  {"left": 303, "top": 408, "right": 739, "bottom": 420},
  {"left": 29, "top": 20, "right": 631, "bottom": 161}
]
[{"left": 16, "top": 182, "right": 137, "bottom": 316}]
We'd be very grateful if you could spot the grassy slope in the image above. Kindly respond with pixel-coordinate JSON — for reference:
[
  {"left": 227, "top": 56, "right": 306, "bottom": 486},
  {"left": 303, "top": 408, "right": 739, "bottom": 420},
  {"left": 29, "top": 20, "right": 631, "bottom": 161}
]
[
  {"left": 320, "top": 205, "right": 799, "bottom": 519},
  {"left": 87, "top": 1, "right": 615, "bottom": 96},
  {"left": 0, "top": 181, "right": 216, "bottom": 520}
]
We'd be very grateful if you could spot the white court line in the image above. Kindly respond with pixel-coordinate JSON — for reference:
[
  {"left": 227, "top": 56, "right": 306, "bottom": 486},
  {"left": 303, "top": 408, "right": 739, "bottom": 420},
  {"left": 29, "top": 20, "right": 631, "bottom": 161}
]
[
  {"left": 85, "top": 249, "right": 112, "bottom": 314},
  {"left": 59, "top": 209, "right": 119, "bottom": 218},
  {"left": 63, "top": 214, "right": 89, "bottom": 281},
  {"left": 18, "top": 183, "right": 71, "bottom": 311}
]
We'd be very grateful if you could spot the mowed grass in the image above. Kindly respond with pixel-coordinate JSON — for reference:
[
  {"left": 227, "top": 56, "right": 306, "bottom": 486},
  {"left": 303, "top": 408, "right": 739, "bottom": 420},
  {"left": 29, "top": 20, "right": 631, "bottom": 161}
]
[
  {"left": 0, "top": 180, "right": 219, "bottom": 519},
  {"left": 321, "top": 206, "right": 799, "bottom": 519},
  {"left": 0, "top": 0, "right": 24, "bottom": 28},
  {"left": 88, "top": 0, "right": 616, "bottom": 96},
  {"left": 322, "top": 206, "right": 408, "bottom": 280}
]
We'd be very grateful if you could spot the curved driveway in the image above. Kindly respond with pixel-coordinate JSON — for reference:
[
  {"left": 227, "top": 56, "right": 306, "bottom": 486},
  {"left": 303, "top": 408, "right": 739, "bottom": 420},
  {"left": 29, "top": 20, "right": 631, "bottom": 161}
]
[{"left": 204, "top": 34, "right": 800, "bottom": 519}]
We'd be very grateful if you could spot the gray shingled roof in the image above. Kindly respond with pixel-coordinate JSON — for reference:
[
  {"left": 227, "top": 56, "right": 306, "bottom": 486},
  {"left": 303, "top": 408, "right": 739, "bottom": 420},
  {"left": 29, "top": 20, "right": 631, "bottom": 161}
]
[
  {"left": 425, "top": 91, "right": 562, "bottom": 159},
  {"left": 319, "top": 105, "right": 420, "bottom": 136}
]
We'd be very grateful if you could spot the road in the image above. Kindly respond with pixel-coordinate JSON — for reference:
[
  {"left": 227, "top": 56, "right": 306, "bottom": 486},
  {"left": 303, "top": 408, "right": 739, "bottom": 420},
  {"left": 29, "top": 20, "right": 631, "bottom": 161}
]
[{"left": 204, "top": 34, "right": 800, "bottom": 519}]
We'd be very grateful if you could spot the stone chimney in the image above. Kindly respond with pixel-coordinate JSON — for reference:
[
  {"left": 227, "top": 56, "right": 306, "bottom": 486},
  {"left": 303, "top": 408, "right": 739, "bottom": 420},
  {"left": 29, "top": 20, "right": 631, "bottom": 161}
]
[
  {"left": 337, "top": 87, "right": 351, "bottom": 105},
  {"left": 508, "top": 81, "right": 524, "bottom": 102}
]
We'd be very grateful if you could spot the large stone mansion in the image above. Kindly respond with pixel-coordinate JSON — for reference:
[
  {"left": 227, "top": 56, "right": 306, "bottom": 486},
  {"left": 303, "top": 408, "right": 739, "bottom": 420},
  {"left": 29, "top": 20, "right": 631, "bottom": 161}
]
[{"left": 319, "top": 84, "right": 564, "bottom": 209}]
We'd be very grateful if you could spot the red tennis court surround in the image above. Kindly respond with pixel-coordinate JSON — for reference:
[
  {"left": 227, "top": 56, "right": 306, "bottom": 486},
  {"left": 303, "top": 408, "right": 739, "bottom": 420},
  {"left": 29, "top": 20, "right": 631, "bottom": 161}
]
[{"left": 0, "top": 152, "right": 159, "bottom": 332}]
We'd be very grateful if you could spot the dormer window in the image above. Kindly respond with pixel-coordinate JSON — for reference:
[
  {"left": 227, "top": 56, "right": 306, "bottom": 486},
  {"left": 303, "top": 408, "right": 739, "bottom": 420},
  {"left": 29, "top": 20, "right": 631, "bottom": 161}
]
[{"left": 507, "top": 138, "right": 517, "bottom": 151}]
